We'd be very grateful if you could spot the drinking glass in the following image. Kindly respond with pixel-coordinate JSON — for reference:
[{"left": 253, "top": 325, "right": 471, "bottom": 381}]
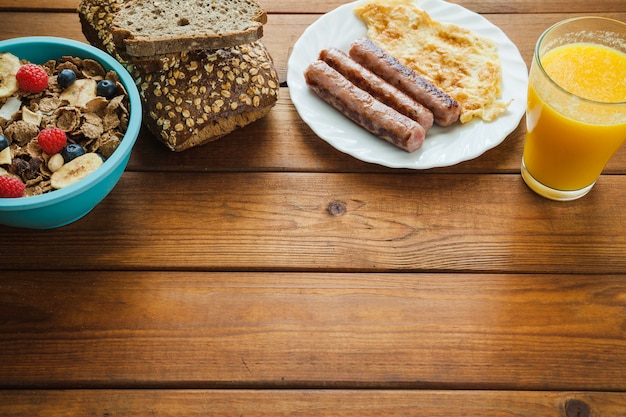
[{"left": 521, "top": 17, "right": 626, "bottom": 201}]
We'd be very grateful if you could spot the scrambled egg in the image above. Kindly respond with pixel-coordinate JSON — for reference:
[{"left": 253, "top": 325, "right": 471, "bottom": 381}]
[{"left": 354, "top": 0, "right": 510, "bottom": 123}]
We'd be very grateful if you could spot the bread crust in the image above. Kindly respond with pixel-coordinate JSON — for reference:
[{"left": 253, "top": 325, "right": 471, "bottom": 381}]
[
  {"left": 117, "top": 25, "right": 264, "bottom": 57},
  {"left": 78, "top": 0, "right": 279, "bottom": 151},
  {"left": 140, "top": 44, "right": 279, "bottom": 151},
  {"left": 111, "top": 0, "right": 268, "bottom": 57}
]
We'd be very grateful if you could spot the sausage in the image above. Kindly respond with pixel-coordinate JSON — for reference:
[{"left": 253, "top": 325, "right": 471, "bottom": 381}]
[
  {"left": 304, "top": 60, "right": 426, "bottom": 152},
  {"left": 349, "top": 37, "right": 461, "bottom": 127},
  {"left": 319, "top": 47, "right": 434, "bottom": 133}
]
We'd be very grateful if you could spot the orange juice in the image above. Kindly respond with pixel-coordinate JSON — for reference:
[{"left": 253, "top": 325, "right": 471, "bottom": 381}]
[{"left": 523, "top": 41, "right": 626, "bottom": 193}]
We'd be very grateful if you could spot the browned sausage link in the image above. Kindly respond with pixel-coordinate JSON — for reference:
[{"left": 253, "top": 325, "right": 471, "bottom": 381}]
[
  {"left": 304, "top": 60, "right": 425, "bottom": 152},
  {"left": 349, "top": 38, "right": 461, "bottom": 127},
  {"left": 319, "top": 47, "right": 434, "bottom": 133}
]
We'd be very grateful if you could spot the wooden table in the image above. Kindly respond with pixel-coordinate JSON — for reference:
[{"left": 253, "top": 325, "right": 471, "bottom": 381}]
[{"left": 1, "top": 0, "right": 626, "bottom": 415}]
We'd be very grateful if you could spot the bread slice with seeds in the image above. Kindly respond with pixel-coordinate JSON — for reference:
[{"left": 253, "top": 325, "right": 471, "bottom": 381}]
[
  {"left": 111, "top": 0, "right": 268, "bottom": 57},
  {"left": 78, "top": 0, "right": 280, "bottom": 151}
]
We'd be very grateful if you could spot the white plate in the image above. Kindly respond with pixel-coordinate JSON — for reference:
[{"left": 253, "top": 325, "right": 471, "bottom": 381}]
[{"left": 287, "top": 0, "right": 528, "bottom": 169}]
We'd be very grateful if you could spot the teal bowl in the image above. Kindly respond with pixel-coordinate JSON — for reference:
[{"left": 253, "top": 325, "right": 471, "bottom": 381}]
[{"left": 0, "top": 37, "right": 141, "bottom": 229}]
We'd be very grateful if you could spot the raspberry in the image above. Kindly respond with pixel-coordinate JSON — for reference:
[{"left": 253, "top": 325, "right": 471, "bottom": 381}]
[
  {"left": 16, "top": 63, "right": 49, "bottom": 93},
  {"left": 37, "top": 128, "right": 67, "bottom": 155},
  {"left": 0, "top": 175, "right": 25, "bottom": 198}
]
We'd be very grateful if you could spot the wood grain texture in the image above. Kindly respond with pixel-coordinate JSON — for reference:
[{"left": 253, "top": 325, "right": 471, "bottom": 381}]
[
  {"left": 2, "top": 173, "right": 626, "bottom": 273},
  {"left": 1, "top": 272, "right": 626, "bottom": 391},
  {"left": 1, "top": 0, "right": 626, "bottom": 414},
  {"left": 0, "top": 0, "right": 624, "bottom": 14},
  {"left": 1, "top": 12, "right": 625, "bottom": 174},
  {"left": 125, "top": 90, "right": 626, "bottom": 174},
  {"left": 1, "top": 390, "right": 626, "bottom": 416}
]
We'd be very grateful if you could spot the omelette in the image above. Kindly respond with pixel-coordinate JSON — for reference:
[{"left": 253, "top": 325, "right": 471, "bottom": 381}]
[{"left": 354, "top": 0, "right": 510, "bottom": 123}]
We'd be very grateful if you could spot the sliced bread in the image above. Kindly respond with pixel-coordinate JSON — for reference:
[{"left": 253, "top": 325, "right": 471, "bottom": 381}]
[
  {"left": 111, "top": 0, "right": 268, "bottom": 57},
  {"left": 78, "top": 0, "right": 280, "bottom": 151}
]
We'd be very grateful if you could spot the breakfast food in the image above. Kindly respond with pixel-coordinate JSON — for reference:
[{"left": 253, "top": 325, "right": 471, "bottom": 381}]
[
  {"left": 78, "top": 0, "right": 280, "bottom": 152},
  {"left": 0, "top": 53, "right": 130, "bottom": 197},
  {"left": 305, "top": 37, "right": 458, "bottom": 152},
  {"left": 303, "top": 0, "right": 511, "bottom": 153},
  {"left": 349, "top": 37, "right": 460, "bottom": 127},
  {"left": 319, "top": 47, "right": 434, "bottom": 132},
  {"left": 111, "top": 0, "right": 267, "bottom": 57},
  {"left": 304, "top": 60, "right": 426, "bottom": 152},
  {"left": 354, "top": 0, "right": 510, "bottom": 123},
  {"left": 0, "top": 53, "right": 21, "bottom": 97}
]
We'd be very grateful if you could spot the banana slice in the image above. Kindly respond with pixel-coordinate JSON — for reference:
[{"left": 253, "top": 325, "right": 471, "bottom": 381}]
[
  {"left": 0, "top": 96, "right": 22, "bottom": 121},
  {"left": 60, "top": 78, "right": 97, "bottom": 108},
  {"left": 22, "top": 106, "right": 42, "bottom": 126},
  {"left": 0, "top": 53, "right": 21, "bottom": 98},
  {"left": 0, "top": 146, "right": 11, "bottom": 165},
  {"left": 51, "top": 152, "right": 103, "bottom": 189}
]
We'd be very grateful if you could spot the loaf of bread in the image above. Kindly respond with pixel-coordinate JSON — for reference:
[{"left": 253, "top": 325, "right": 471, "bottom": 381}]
[
  {"left": 78, "top": 0, "right": 280, "bottom": 151},
  {"left": 111, "top": 0, "right": 267, "bottom": 57}
]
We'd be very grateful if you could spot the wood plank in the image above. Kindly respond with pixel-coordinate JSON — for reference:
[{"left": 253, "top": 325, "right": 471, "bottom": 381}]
[
  {"left": 0, "top": 0, "right": 624, "bottom": 14},
  {"left": 1, "top": 389, "right": 626, "bottom": 416},
  {"left": 2, "top": 173, "right": 626, "bottom": 273},
  {"left": 127, "top": 89, "right": 626, "bottom": 174},
  {"left": 125, "top": 97, "right": 528, "bottom": 174},
  {"left": 4, "top": 12, "right": 626, "bottom": 82},
  {"left": 2, "top": 12, "right": 626, "bottom": 174},
  {"left": 0, "top": 0, "right": 78, "bottom": 11},
  {"left": 1, "top": 272, "right": 626, "bottom": 391},
  {"left": 0, "top": 12, "right": 85, "bottom": 40},
  {"left": 124, "top": 8, "right": 626, "bottom": 173},
  {"left": 263, "top": 0, "right": 626, "bottom": 14}
]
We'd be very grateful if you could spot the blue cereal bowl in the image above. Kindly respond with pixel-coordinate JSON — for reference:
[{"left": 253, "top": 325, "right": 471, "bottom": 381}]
[{"left": 0, "top": 37, "right": 142, "bottom": 229}]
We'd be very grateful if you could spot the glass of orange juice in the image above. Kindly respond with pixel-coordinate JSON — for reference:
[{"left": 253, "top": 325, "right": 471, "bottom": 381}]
[{"left": 521, "top": 17, "right": 626, "bottom": 201}]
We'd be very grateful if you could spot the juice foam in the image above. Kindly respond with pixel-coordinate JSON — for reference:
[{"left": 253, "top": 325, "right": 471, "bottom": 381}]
[{"left": 541, "top": 43, "right": 626, "bottom": 103}]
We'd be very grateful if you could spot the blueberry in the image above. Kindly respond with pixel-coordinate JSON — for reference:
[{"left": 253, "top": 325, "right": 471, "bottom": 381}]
[
  {"left": 0, "top": 134, "right": 8, "bottom": 152},
  {"left": 96, "top": 79, "right": 117, "bottom": 99},
  {"left": 57, "top": 69, "right": 77, "bottom": 89},
  {"left": 61, "top": 143, "right": 86, "bottom": 163}
]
